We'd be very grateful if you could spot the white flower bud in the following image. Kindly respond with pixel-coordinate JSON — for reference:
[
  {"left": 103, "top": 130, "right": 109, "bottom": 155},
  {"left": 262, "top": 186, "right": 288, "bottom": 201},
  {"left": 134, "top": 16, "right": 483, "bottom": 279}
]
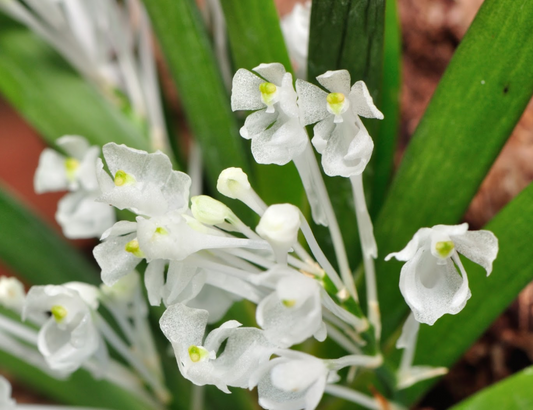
[
  {"left": 256, "top": 204, "right": 300, "bottom": 257},
  {"left": 191, "top": 195, "right": 233, "bottom": 225},
  {"left": 0, "top": 276, "right": 25, "bottom": 312},
  {"left": 217, "top": 167, "right": 251, "bottom": 199}
]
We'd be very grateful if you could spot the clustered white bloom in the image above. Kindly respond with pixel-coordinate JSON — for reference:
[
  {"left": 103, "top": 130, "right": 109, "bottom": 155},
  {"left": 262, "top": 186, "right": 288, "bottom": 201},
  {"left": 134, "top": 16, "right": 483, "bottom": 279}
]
[
  {"left": 2, "top": 55, "right": 499, "bottom": 410},
  {"left": 34, "top": 135, "right": 115, "bottom": 239}
]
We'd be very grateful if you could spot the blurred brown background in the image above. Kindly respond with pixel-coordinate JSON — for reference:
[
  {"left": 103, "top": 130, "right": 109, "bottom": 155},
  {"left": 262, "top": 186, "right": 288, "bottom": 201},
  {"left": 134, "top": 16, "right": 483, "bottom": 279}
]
[{"left": 1, "top": 0, "right": 533, "bottom": 407}]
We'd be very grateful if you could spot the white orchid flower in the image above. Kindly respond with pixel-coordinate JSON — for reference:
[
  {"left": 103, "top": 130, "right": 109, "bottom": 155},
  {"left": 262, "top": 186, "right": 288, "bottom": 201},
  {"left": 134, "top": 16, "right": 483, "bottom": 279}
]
[
  {"left": 231, "top": 63, "right": 308, "bottom": 165},
  {"left": 160, "top": 303, "right": 273, "bottom": 393},
  {"left": 256, "top": 273, "right": 325, "bottom": 348},
  {"left": 250, "top": 350, "right": 335, "bottom": 410},
  {"left": 385, "top": 223, "right": 498, "bottom": 325},
  {"left": 96, "top": 143, "right": 191, "bottom": 217},
  {"left": 34, "top": 135, "right": 100, "bottom": 193},
  {"left": 23, "top": 283, "right": 104, "bottom": 374},
  {"left": 34, "top": 135, "right": 115, "bottom": 239},
  {"left": 296, "top": 71, "right": 383, "bottom": 177}
]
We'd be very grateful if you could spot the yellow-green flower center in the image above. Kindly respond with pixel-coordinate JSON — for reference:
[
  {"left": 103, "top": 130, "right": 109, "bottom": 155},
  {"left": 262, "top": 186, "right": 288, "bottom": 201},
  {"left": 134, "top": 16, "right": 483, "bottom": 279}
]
[
  {"left": 64, "top": 157, "right": 80, "bottom": 182},
  {"left": 114, "top": 170, "right": 136, "bottom": 186},
  {"left": 155, "top": 227, "right": 168, "bottom": 235},
  {"left": 326, "top": 92, "right": 346, "bottom": 115},
  {"left": 259, "top": 82, "right": 277, "bottom": 106},
  {"left": 51, "top": 305, "right": 68, "bottom": 322},
  {"left": 188, "top": 345, "right": 209, "bottom": 363},
  {"left": 435, "top": 240, "right": 455, "bottom": 258},
  {"left": 282, "top": 299, "right": 296, "bottom": 308},
  {"left": 125, "top": 238, "right": 144, "bottom": 258}
]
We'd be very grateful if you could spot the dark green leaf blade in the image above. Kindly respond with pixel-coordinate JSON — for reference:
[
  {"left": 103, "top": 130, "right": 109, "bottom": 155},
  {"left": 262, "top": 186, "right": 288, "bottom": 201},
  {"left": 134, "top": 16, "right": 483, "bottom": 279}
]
[
  {"left": 0, "top": 184, "right": 98, "bottom": 285},
  {"left": 374, "top": 0, "right": 533, "bottom": 342},
  {"left": 142, "top": 0, "right": 249, "bottom": 187}
]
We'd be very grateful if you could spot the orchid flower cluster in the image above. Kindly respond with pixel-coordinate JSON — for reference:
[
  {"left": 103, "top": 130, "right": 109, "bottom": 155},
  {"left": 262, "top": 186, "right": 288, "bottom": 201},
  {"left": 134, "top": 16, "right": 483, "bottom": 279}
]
[{"left": 0, "top": 55, "right": 499, "bottom": 410}]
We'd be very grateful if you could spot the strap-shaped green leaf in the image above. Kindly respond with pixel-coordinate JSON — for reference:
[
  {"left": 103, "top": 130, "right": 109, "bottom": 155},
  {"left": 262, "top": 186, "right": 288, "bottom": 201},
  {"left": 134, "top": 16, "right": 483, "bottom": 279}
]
[
  {"left": 0, "top": 17, "right": 149, "bottom": 152},
  {"left": 395, "top": 181, "right": 533, "bottom": 405},
  {"left": 374, "top": 0, "right": 533, "bottom": 342},
  {"left": 142, "top": 0, "right": 249, "bottom": 187},
  {"left": 449, "top": 366, "right": 533, "bottom": 410},
  {"left": 0, "top": 185, "right": 98, "bottom": 285},
  {"left": 220, "top": 0, "right": 305, "bottom": 207},
  {"left": 370, "top": 0, "right": 401, "bottom": 217}
]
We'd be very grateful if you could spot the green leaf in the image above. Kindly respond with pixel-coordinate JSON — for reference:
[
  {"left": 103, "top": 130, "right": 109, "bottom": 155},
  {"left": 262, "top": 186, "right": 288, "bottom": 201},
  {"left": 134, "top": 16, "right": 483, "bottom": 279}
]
[
  {"left": 0, "top": 184, "right": 98, "bottom": 285},
  {"left": 449, "top": 367, "right": 533, "bottom": 410},
  {"left": 220, "top": 0, "right": 305, "bottom": 207},
  {"left": 395, "top": 181, "right": 533, "bottom": 405},
  {"left": 370, "top": 0, "right": 401, "bottom": 217},
  {"left": 141, "top": 0, "right": 249, "bottom": 187},
  {"left": 374, "top": 0, "right": 533, "bottom": 342},
  {"left": 0, "top": 16, "right": 150, "bottom": 151}
]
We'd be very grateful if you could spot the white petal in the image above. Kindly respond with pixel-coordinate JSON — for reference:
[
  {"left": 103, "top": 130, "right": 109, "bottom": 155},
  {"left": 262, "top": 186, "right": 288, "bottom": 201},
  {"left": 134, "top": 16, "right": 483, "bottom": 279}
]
[
  {"left": 145, "top": 259, "right": 166, "bottom": 306},
  {"left": 316, "top": 70, "right": 351, "bottom": 95},
  {"left": 56, "top": 191, "right": 115, "bottom": 239},
  {"left": 253, "top": 63, "right": 286, "bottom": 85},
  {"left": 349, "top": 81, "right": 384, "bottom": 119},
  {"left": 77, "top": 145, "right": 101, "bottom": 191},
  {"left": 311, "top": 117, "right": 335, "bottom": 154},
  {"left": 241, "top": 109, "right": 278, "bottom": 139},
  {"left": 93, "top": 232, "right": 142, "bottom": 286},
  {"left": 231, "top": 68, "right": 264, "bottom": 111},
  {"left": 34, "top": 149, "right": 68, "bottom": 193},
  {"left": 452, "top": 230, "right": 498, "bottom": 276},
  {"left": 321, "top": 121, "right": 373, "bottom": 177},
  {"left": 295, "top": 79, "right": 329, "bottom": 126},
  {"left": 385, "top": 228, "right": 432, "bottom": 262},
  {"left": 0, "top": 376, "right": 15, "bottom": 407},
  {"left": 56, "top": 135, "right": 90, "bottom": 159},
  {"left": 251, "top": 117, "right": 308, "bottom": 165},
  {"left": 396, "top": 313, "right": 419, "bottom": 349},
  {"left": 279, "top": 73, "right": 299, "bottom": 118},
  {"left": 159, "top": 303, "right": 208, "bottom": 360},
  {"left": 399, "top": 248, "right": 471, "bottom": 325},
  {"left": 271, "top": 358, "right": 325, "bottom": 392}
]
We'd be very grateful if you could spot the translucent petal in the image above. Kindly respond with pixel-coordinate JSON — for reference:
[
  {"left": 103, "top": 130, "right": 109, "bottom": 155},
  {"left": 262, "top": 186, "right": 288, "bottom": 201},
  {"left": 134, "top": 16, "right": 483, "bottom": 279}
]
[
  {"left": 271, "top": 359, "right": 325, "bottom": 392},
  {"left": 34, "top": 149, "right": 68, "bottom": 193},
  {"left": 452, "top": 230, "right": 498, "bottom": 276},
  {"left": 316, "top": 70, "right": 351, "bottom": 95},
  {"left": 253, "top": 63, "right": 286, "bottom": 85},
  {"left": 295, "top": 79, "right": 329, "bottom": 126},
  {"left": 163, "top": 262, "right": 205, "bottom": 306},
  {"left": 186, "top": 283, "right": 236, "bottom": 323},
  {"left": 231, "top": 68, "right": 264, "bottom": 111},
  {"left": 56, "top": 135, "right": 90, "bottom": 159},
  {"left": 56, "top": 191, "right": 115, "bottom": 239},
  {"left": 399, "top": 248, "right": 471, "bottom": 325},
  {"left": 397, "top": 365, "right": 448, "bottom": 390},
  {"left": 349, "top": 81, "right": 384, "bottom": 119}
]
